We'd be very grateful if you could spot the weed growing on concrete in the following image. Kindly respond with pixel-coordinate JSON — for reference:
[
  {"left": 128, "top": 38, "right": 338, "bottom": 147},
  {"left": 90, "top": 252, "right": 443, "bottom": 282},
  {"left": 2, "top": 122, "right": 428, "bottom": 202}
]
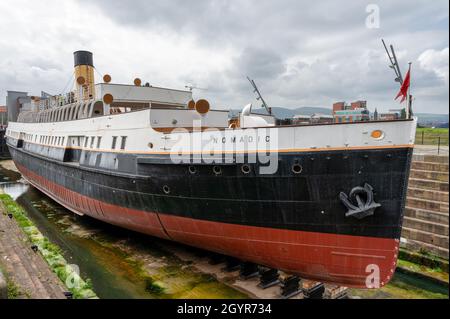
[{"left": 0, "top": 194, "right": 98, "bottom": 299}]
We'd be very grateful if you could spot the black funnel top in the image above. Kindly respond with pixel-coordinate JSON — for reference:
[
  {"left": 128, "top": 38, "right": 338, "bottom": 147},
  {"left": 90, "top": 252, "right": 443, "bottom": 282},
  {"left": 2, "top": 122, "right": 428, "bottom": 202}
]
[{"left": 74, "top": 51, "right": 93, "bottom": 67}]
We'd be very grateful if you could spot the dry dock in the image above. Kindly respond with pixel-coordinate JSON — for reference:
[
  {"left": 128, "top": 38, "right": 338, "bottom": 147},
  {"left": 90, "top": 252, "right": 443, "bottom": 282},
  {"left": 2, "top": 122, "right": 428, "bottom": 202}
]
[{"left": 0, "top": 153, "right": 448, "bottom": 299}]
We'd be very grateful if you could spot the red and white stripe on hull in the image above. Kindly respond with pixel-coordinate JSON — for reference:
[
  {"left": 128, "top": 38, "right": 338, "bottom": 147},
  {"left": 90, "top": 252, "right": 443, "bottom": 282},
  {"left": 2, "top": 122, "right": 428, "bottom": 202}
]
[{"left": 16, "top": 163, "right": 398, "bottom": 288}]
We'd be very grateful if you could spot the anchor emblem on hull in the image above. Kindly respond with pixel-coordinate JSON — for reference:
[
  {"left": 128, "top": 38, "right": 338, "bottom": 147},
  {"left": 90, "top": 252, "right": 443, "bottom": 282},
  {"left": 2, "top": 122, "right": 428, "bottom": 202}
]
[{"left": 339, "top": 183, "right": 381, "bottom": 219}]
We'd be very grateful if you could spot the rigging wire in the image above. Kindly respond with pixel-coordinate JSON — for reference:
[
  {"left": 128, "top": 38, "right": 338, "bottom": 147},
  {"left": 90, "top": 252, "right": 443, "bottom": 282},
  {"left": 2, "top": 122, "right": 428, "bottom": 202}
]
[
  {"left": 93, "top": 66, "right": 104, "bottom": 80},
  {"left": 58, "top": 71, "right": 75, "bottom": 96}
]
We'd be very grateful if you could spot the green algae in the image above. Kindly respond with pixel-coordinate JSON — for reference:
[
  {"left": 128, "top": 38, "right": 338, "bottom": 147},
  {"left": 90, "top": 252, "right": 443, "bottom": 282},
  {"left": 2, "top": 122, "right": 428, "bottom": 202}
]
[
  {"left": 397, "top": 259, "right": 449, "bottom": 283},
  {"left": 349, "top": 261, "right": 449, "bottom": 299},
  {"left": 0, "top": 194, "right": 98, "bottom": 299},
  {"left": 7, "top": 279, "right": 23, "bottom": 299},
  {"left": 44, "top": 209, "right": 247, "bottom": 299}
]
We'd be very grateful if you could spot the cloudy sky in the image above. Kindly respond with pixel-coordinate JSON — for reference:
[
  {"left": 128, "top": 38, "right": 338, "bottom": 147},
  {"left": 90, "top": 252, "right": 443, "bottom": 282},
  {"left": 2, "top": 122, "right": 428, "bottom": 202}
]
[{"left": 0, "top": 0, "right": 448, "bottom": 113}]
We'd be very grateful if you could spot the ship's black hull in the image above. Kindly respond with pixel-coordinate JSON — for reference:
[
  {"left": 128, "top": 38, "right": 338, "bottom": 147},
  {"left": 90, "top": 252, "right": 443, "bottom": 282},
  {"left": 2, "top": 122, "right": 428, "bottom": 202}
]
[
  {"left": 7, "top": 142, "right": 413, "bottom": 287},
  {"left": 8, "top": 143, "right": 413, "bottom": 238}
]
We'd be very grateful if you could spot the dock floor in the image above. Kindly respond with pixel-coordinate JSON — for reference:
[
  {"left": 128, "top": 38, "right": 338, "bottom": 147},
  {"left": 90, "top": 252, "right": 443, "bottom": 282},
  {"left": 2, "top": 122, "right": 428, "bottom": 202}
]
[{"left": 0, "top": 198, "right": 66, "bottom": 299}]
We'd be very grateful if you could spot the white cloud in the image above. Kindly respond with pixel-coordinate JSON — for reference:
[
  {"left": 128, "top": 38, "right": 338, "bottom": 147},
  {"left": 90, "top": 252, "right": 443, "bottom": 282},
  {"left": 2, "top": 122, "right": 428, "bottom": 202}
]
[
  {"left": 0, "top": 0, "right": 448, "bottom": 114},
  {"left": 418, "top": 48, "right": 449, "bottom": 83}
]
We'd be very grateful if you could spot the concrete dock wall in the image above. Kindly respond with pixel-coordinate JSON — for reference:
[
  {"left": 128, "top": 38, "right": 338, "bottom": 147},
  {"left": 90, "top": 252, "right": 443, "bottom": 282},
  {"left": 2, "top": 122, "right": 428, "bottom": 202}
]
[{"left": 402, "top": 154, "right": 449, "bottom": 259}]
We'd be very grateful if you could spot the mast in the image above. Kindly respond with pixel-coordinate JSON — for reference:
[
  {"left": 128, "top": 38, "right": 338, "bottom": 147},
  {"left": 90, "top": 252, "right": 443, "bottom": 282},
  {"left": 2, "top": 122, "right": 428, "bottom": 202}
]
[{"left": 382, "top": 39, "right": 413, "bottom": 119}]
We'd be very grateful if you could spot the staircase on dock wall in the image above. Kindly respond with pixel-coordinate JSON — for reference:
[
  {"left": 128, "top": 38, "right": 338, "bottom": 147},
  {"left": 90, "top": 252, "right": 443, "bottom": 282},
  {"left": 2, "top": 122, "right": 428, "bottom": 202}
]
[{"left": 402, "top": 154, "right": 449, "bottom": 260}]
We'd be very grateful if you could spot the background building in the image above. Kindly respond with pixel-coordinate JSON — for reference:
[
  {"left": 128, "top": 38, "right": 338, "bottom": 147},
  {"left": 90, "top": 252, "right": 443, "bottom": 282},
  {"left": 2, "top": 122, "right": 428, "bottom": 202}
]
[
  {"left": 0, "top": 106, "right": 7, "bottom": 129},
  {"left": 333, "top": 100, "right": 370, "bottom": 123},
  {"left": 292, "top": 113, "right": 334, "bottom": 125},
  {"left": 378, "top": 109, "right": 403, "bottom": 121}
]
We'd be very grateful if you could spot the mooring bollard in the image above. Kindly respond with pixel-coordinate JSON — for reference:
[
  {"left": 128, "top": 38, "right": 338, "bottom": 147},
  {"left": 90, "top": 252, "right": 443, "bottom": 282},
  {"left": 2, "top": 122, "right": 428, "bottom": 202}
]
[{"left": 0, "top": 269, "right": 7, "bottom": 299}]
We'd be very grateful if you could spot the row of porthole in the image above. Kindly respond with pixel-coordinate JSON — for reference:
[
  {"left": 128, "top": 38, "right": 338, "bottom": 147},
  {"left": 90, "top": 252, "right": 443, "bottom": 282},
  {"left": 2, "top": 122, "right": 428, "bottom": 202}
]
[
  {"left": 162, "top": 163, "right": 303, "bottom": 195},
  {"left": 185, "top": 163, "right": 303, "bottom": 176},
  {"left": 186, "top": 164, "right": 253, "bottom": 176}
]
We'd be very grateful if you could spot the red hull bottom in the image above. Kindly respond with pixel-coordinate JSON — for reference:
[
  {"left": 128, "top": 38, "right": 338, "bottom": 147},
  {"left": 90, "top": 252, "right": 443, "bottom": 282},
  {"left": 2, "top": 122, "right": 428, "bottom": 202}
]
[{"left": 17, "top": 164, "right": 399, "bottom": 288}]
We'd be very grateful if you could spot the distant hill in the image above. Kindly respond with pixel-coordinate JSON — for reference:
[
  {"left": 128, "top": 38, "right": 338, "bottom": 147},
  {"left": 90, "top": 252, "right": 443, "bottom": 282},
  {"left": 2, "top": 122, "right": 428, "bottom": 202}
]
[{"left": 415, "top": 113, "right": 449, "bottom": 127}]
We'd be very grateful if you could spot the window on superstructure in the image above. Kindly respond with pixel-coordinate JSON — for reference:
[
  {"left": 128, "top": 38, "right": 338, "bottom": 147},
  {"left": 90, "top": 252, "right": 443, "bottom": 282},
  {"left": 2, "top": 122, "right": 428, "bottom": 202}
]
[
  {"left": 84, "top": 137, "right": 88, "bottom": 148},
  {"left": 61, "top": 137, "right": 65, "bottom": 146},
  {"left": 111, "top": 136, "right": 118, "bottom": 150},
  {"left": 90, "top": 136, "right": 95, "bottom": 148},
  {"left": 120, "top": 136, "right": 127, "bottom": 150},
  {"left": 96, "top": 136, "right": 102, "bottom": 149}
]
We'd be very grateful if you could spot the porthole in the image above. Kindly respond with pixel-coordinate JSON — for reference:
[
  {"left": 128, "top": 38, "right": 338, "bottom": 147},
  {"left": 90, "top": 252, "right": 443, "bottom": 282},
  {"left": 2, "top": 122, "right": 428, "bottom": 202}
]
[
  {"left": 163, "top": 185, "right": 170, "bottom": 194},
  {"left": 188, "top": 166, "right": 197, "bottom": 174},
  {"left": 213, "top": 166, "right": 222, "bottom": 175},
  {"left": 371, "top": 130, "right": 385, "bottom": 140},
  {"left": 292, "top": 163, "right": 303, "bottom": 174},
  {"left": 148, "top": 142, "right": 154, "bottom": 149},
  {"left": 241, "top": 164, "right": 251, "bottom": 174}
]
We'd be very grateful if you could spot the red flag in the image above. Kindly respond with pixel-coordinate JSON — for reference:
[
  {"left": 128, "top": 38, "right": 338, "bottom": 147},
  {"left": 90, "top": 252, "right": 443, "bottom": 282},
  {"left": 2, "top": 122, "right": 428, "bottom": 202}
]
[{"left": 395, "top": 68, "right": 410, "bottom": 103}]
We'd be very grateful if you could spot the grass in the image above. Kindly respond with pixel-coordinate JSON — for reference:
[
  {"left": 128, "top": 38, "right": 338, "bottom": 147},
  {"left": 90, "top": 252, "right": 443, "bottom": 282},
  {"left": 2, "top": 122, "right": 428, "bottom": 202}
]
[
  {"left": 0, "top": 194, "right": 98, "bottom": 299},
  {"left": 7, "top": 279, "right": 22, "bottom": 299},
  {"left": 349, "top": 258, "right": 449, "bottom": 299},
  {"left": 416, "top": 127, "right": 449, "bottom": 146},
  {"left": 398, "top": 248, "right": 448, "bottom": 273}
]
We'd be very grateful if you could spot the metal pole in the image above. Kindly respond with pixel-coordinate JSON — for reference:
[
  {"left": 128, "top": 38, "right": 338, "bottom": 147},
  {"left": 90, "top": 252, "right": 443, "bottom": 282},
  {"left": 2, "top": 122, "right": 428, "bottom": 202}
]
[
  {"left": 381, "top": 39, "right": 403, "bottom": 85},
  {"left": 422, "top": 131, "right": 424, "bottom": 145},
  {"left": 438, "top": 136, "right": 441, "bottom": 155},
  {"left": 247, "top": 77, "right": 271, "bottom": 115},
  {"left": 407, "top": 62, "right": 413, "bottom": 119},
  {"left": 391, "top": 45, "right": 404, "bottom": 84}
]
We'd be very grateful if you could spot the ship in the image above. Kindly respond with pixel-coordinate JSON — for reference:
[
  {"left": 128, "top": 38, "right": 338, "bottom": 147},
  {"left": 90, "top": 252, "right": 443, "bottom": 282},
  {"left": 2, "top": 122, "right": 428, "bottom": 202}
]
[{"left": 5, "top": 51, "right": 417, "bottom": 288}]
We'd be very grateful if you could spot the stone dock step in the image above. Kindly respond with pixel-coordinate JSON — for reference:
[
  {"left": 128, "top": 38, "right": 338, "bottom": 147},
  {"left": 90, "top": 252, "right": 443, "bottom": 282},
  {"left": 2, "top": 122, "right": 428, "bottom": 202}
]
[
  {"left": 401, "top": 237, "right": 449, "bottom": 260},
  {"left": 408, "top": 178, "right": 449, "bottom": 192},
  {"left": 401, "top": 227, "right": 449, "bottom": 249},
  {"left": 407, "top": 187, "right": 449, "bottom": 203},
  {"left": 0, "top": 203, "right": 66, "bottom": 299},
  {"left": 404, "top": 207, "right": 449, "bottom": 226},
  {"left": 412, "top": 154, "right": 449, "bottom": 164},
  {"left": 412, "top": 161, "right": 449, "bottom": 173},
  {"left": 406, "top": 196, "right": 449, "bottom": 214},
  {"left": 403, "top": 216, "right": 449, "bottom": 237},
  {"left": 410, "top": 169, "right": 449, "bottom": 183}
]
